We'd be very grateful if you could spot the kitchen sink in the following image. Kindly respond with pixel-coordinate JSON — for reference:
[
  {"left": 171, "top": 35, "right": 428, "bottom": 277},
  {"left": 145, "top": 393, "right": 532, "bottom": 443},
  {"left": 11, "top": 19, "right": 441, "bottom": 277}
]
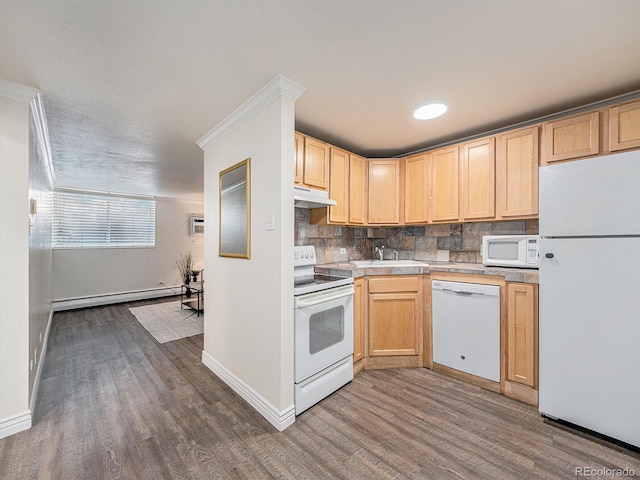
[{"left": 350, "top": 260, "right": 427, "bottom": 268}]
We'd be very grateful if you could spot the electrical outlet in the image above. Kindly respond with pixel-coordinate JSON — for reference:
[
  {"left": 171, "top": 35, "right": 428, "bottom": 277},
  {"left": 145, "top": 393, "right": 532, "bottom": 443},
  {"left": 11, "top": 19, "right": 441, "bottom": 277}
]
[
  {"left": 30, "top": 360, "right": 33, "bottom": 371},
  {"left": 265, "top": 213, "right": 275, "bottom": 231},
  {"left": 34, "top": 348, "right": 38, "bottom": 364},
  {"left": 340, "top": 248, "right": 347, "bottom": 255},
  {"left": 39, "top": 332, "right": 43, "bottom": 343}
]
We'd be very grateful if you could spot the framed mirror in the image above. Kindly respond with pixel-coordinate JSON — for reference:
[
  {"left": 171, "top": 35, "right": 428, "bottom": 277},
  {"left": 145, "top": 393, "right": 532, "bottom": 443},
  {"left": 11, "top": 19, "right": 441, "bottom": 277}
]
[{"left": 219, "top": 158, "right": 251, "bottom": 258}]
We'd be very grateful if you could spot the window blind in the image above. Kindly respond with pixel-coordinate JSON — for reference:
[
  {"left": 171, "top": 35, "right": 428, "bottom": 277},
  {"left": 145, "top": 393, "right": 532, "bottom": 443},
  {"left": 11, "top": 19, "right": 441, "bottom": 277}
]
[{"left": 53, "top": 190, "right": 156, "bottom": 248}]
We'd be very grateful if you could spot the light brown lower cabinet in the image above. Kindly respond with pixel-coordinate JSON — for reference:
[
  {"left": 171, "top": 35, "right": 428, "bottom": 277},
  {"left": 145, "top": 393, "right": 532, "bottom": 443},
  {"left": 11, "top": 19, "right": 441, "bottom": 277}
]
[
  {"left": 504, "top": 282, "right": 539, "bottom": 406},
  {"left": 364, "top": 276, "right": 423, "bottom": 369},
  {"left": 353, "top": 278, "right": 365, "bottom": 374}
]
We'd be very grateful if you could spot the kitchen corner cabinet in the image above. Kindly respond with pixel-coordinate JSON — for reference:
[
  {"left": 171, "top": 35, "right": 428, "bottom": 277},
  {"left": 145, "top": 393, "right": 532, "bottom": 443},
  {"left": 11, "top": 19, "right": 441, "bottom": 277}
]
[
  {"left": 368, "top": 159, "right": 402, "bottom": 224},
  {"left": 461, "top": 137, "right": 496, "bottom": 221},
  {"left": 429, "top": 146, "right": 460, "bottom": 223},
  {"left": 609, "top": 100, "right": 640, "bottom": 152},
  {"left": 505, "top": 282, "right": 538, "bottom": 406},
  {"left": 328, "top": 147, "right": 350, "bottom": 223},
  {"left": 349, "top": 154, "right": 367, "bottom": 224},
  {"left": 365, "top": 276, "right": 423, "bottom": 369},
  {"left": 303, "top": 136, "right": 330, "bottom": 189},
  {"left": 497, "top": 126, "right": 539, "bottom": 219},
  {"left": 294, "top": 132, "right": 304, "bottom": 185},
  {"left": 404, "top": 154, "right": 429, "bottom": 223},
  {"left": 353, "top": 278, "right": 365, "bottom": 373},
  {"left": 542, "top": 112, "right": 600, "bottom": 164}
]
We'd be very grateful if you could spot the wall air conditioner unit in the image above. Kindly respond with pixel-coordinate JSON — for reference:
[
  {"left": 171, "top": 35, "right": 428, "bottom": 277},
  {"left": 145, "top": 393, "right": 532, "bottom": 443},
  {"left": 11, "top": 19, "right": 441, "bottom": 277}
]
[{"left": 189, "top": 216, "right": 204, "bottom": 235}]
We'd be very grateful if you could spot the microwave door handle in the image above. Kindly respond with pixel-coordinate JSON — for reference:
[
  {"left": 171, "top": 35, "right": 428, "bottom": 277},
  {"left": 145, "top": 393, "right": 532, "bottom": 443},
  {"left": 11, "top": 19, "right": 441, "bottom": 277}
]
[{"left": 296, "top": 289, "right": 353, "bottom": 308}]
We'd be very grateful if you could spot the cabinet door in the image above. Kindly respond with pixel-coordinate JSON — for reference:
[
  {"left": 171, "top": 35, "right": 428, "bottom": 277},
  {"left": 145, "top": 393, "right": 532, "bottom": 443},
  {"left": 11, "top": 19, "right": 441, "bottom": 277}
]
[
  {"left": 303, "top": 137, "right": 329, "bottom": 189},
  {"left": 497, "top": 126, "right": 539, "bottom": 219},
  {"left": 543, "top": 112, "right": 600, "bottom": 164},
  {"left": 367, "top": 276, "right": 422, "bottom": 357},
  {"left": 353, "top": 278, "right": 365, "bottom": 363},
  {"left": 429, "top": 146, "right": 459, "bottom": 222},
  {"left": 368, "top": 160, "right": 400, "bottom": 224},
  {"left": 461, "top": 138, "right": 495, "bottom": 220},
  {"left": 404, "top": 154, "right": 429, "bottom": 223},
  {"left": 609, "top": 100, "right": 640, "bottom": 152},
  {"left": 328, "top": 148, "right": 349, "bottom": 223},
  {"left": 294, "top": 132, "right": 304, "bottom": 185},
  {"left": 349, "top": 154, "right": 367, "bottom": 224},
  {"left": 506, "top": 283, "right": 537, "bottom": 387}
]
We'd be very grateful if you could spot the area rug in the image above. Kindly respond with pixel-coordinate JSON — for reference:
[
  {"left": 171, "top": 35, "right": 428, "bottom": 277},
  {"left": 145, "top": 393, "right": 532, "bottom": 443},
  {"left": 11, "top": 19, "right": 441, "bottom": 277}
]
[{"left": 129, "top": 301, "right": 203, "bottom": 343}]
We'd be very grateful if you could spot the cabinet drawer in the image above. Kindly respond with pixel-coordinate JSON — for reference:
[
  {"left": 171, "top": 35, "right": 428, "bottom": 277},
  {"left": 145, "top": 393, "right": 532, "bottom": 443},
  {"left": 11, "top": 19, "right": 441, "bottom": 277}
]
[{"left": 368, "top": 276, "right": 420, "bottom": 293}]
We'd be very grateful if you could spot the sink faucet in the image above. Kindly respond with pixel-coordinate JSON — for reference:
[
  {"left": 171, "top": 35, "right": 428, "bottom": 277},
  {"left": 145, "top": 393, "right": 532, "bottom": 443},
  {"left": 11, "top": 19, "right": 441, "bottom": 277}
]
[{"left": 374, "top": 245, "right": 384, "bottom": 261}]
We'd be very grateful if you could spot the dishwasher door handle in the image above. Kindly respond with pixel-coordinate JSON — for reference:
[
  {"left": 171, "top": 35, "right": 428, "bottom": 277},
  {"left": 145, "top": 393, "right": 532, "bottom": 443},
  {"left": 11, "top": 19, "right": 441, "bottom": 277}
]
[{"left": 442, "top": 288, "right": 484, "bottom": 296}]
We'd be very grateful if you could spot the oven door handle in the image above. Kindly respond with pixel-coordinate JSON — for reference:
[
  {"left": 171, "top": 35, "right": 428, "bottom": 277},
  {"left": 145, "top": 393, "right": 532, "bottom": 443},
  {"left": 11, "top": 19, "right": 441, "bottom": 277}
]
[{"left": 295, "top": 287, "right": 353, "bottom": 308}]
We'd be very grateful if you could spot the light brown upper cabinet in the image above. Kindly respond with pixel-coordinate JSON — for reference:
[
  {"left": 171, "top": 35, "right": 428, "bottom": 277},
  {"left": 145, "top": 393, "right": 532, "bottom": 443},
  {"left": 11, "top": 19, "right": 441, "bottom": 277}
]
[
  {"left": 368, "top": 159, "right": 401, "bottom": 224},
  {"left": 609, "top": 100, "right": 640, "bottom": 152},
  {"left": 294, "top": 132, "right": 304, "bottom": 185},
  {"left": 303, "top": 136, "right": 330, "bottom": 189},
  {"left": 404, "top": 154, "right": 429, "bottom": 224},
  {"left": 349, "top": 154, "right": 367, "bottom": 224},
  {"left": 542, "top": 112, "right": 600, "bottom": 164},
  {"left": 328, "top": 147, "right": 349, "bottom": 224},
  {"left": 497, "top": 126, "right": 539, "bottom": 219},
  {"left": 429, "top": 146, "right": 460, "bottom": 223},
  {"left": 461, "top": 137, "right": 496, "bottom": 221}
]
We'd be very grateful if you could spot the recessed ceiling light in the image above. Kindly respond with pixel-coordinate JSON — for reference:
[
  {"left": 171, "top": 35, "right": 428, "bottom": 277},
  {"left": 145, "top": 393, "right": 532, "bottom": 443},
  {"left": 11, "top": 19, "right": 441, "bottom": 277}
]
[{"left": 413, "top": 101, "right": 447, "bottom": 120}]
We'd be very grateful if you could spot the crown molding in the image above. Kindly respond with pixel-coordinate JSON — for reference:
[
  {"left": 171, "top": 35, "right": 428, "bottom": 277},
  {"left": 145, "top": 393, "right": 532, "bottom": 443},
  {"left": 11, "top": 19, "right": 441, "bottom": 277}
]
[
  {"left": 0, "top": 78, "right": 40, "bottom": 102},
  {"left": 30, "top": 93, "right": 56, "bottom": 188},
  {"left": 197, "top": 74, "right": 306, "bottom": 150}
]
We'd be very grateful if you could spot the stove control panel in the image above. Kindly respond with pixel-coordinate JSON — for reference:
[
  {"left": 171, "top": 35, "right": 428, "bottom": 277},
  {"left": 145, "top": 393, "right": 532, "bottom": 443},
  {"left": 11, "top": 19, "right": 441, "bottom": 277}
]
[{"left": 294, "top": 245, "right": 317, "bottom": 267}]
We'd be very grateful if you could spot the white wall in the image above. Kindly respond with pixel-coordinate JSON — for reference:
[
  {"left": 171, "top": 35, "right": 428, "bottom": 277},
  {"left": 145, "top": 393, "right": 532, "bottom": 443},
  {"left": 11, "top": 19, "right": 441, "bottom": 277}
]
[
  {"left": 28, "top": 100, "right": 54, "bottom": 399},
  {"left": 1, "top": 82, "right": 55, "bottom": 438},
  {"left": 52, "top": 197, "right": 204, "bottom": 302},
  {"left": 200, "top": 76, "right": 303, "bottom": 430},
  {"left": 0, "top": 91, "right": 36, "bottom": 436}
]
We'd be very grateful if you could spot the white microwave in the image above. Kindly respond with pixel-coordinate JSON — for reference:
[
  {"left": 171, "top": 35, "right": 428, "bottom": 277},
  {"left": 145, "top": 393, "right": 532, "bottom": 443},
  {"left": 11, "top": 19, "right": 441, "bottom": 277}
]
[{"left": 482, "top": 235, "right": 539, "bottom": 268}]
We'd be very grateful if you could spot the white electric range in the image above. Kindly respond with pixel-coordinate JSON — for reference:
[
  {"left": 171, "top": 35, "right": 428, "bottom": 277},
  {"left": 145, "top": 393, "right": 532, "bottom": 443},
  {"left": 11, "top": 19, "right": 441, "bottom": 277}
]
[{"left": 293, "top": 245, "right": 354, "bottom": 415}]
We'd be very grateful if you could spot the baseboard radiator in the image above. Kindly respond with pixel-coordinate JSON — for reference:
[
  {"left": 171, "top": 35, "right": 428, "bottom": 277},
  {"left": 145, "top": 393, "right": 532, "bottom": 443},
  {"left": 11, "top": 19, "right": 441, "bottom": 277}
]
[{"left": 53, "top": 285, "right": 181, "bottom": 311}]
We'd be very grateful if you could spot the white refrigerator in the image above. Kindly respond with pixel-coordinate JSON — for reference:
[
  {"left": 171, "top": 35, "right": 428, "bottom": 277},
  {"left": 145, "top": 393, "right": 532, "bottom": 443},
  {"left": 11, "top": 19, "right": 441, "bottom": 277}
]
[{"left": 539, "top": 150, "right": 640, "bottom": 448}]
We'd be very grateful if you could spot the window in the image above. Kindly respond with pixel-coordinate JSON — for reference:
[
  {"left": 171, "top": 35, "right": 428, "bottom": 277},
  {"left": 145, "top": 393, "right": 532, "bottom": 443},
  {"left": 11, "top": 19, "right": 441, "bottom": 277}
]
[{"left": 53, "top": 189, "right": 156, "bottom": 248}]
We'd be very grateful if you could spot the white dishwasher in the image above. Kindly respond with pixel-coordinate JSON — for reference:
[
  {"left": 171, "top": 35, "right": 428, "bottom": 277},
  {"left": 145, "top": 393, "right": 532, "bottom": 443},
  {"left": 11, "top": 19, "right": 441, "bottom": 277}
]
[{"left": 431, "top": 280, "right": 500, "bottom": 382}]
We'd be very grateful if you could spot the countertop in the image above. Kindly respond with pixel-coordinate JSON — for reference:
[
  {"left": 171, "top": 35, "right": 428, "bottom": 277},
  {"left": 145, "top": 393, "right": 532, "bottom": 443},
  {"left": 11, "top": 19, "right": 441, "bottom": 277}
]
[{"left": 315, "top": 261, "right": 539, "bottom": 284}]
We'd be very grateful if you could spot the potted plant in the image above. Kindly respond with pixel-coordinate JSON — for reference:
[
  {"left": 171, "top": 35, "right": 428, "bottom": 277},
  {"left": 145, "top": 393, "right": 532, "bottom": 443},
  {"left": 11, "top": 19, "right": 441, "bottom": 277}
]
[
  {"left": 175, "top": 252, "right": 193, "bottom": 296},
  {"left": 191, "top": 269, "right": 201, "bottom": 282}
]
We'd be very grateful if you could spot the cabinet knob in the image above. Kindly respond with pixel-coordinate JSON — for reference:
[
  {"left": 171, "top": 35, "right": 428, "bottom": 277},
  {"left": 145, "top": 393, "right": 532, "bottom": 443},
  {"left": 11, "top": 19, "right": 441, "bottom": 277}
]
[{"left": 545, "top": 253, "right": 554, "bottom": 259}]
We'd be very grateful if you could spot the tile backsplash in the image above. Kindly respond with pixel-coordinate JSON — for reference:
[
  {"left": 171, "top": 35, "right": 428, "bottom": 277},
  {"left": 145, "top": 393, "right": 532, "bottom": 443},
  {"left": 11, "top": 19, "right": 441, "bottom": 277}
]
[{"left": 295, "top": 208, "right": 539, "bottom": 264}]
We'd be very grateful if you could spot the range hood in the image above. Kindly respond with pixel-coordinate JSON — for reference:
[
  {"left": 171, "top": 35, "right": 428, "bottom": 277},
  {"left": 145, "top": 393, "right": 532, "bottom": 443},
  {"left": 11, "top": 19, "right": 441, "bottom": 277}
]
[{"left": 294, "top": 186, "right": 337, "bottom": 208}]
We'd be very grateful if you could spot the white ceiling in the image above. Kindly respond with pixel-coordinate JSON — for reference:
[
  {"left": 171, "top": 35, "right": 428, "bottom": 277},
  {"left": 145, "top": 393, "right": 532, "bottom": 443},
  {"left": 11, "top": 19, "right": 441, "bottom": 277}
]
[{"left": 2, "top": 1, "right": 640, "bottom": 201}]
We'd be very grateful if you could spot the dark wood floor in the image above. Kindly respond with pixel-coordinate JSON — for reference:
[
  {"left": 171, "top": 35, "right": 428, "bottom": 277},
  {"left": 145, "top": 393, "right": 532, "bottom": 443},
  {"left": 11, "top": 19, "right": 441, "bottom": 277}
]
[{"left": 1, "top": 298, "right": 639, "bottom": 480}]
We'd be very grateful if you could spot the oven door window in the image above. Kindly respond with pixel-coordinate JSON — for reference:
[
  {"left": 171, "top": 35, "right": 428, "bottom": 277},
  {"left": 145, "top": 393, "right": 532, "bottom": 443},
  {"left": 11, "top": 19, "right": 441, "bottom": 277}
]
[{"left": 309, "top": 306, "right": 345, "bottom": 354}]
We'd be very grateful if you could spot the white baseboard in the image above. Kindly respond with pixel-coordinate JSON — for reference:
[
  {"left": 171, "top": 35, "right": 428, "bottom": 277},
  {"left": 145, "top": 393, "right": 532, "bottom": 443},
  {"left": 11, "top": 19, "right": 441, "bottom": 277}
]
[
  {"left": 29, "top": 306, "right": 54, "bottom": 414},
  {"left": 201, "top": 351, "right": 295, "bottom": 432},
  {"left": 0, "top": 411, "right": 31, "bottom": 439},
  {"left": 53, "top": 286, "right": 180, "bottom": 311}
]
